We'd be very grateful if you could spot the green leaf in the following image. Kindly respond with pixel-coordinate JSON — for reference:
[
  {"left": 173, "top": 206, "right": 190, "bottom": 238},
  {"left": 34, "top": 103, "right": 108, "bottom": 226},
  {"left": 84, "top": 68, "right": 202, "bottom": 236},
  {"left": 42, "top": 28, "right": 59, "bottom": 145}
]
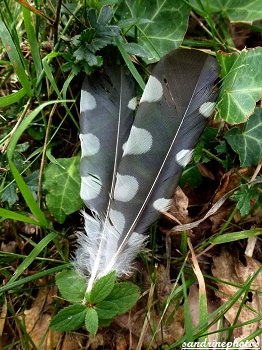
[
  {"left": 116, "top": 0, "right": 190, "bottom": 62},
  {"left": 105, "top": 282, "right": 139, "bottom": 314},
  {"left": 43, "top": 156, "right": 83, "bottom": 224},
  {"left": 88, "top": 271, "right": 116, "bottom": 304},
  {"left": 121, "top": 42, "right": 151, "bottom": 58},
  {"left": 56, "top": 270, "right": 87, "bottom": 302},
  {"left": 24, "top": 170, "right": 40, "bottom": 200},
  {"left": 97, "top": 5, "right": 114, "bottom": 25},
  {"left": 231, "top": 184, "right": 259, "bottom": 216},
  {"left": 85, "top": 308, "right": 98, "bottom": 337},
  {"left": 216, "top": 48, "right": 262, "bottom": 124},
  {"left": 49, "top": 304, "right": 86, "bottom": 332},
  {"left": 224, "top": 109, "right": 262, "bottom": 167},
  {"left": 190, "top": 0, "right": 262, "bottom": 22},
  {"left": 94, "top": 300, "right": 119, "bottom": 319},
  {"left": 180, "top": 163, "right": 203, "bottom": 188},
  {"left": 1, "top": 183, "right": 18, "bottom": 206}
]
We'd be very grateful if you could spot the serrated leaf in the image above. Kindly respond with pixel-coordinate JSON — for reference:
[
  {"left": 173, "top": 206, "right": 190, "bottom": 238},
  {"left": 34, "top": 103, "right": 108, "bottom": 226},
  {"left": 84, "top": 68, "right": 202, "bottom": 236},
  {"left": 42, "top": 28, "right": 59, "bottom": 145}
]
[
  {"left": 116, "top": 0, "right": 190, "bottom": 62},
  {"left": 56, "top": 270, "right": 86, "bottom": 302},
  {"left": 1, "top": 183, "right": 18, "bottom": 206},
  {"left": 94, "top": 300, "right": 119, "bottom": 319},
  {"left": 24, "top": 170, "right": 40, "bottom": 199},
  {"left": 216, "top": 48, "right": 262, "bottom": 124},
  {"left": 88, "top": 271, "right": 116, "bottom": 304},
  {"left": 224, "top": 109, "right": 262, "bottom": 166},
  {"left": 97, "top": 5, "right": 114, "bottom": 26},
  {"left": 49, "top": 304, "right": 86, "bottom": 331},
  {"left": 85, "top": 308, "right": 98, "bottom": 337},
  {"left": 190, "top": 0, "right": 262, "bottom": 22},
  {"left": 105, "top": 282, "right": 139, "bottom": 314},
  {"left": 231, "top": 185, "right": 258, "bottom": 216},
  {"left": 43, "top": 156, "right": 83, "bottom": 224},
  {"left": 122, "top": 42, "right": 151, "bottom": 58}
]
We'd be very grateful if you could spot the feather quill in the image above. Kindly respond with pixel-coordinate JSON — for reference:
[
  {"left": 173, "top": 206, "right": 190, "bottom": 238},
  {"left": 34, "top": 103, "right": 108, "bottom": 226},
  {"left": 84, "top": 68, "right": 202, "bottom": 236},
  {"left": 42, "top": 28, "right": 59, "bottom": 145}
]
[{"left": 75, "top": 48, "right": 220, "bottom": 292}]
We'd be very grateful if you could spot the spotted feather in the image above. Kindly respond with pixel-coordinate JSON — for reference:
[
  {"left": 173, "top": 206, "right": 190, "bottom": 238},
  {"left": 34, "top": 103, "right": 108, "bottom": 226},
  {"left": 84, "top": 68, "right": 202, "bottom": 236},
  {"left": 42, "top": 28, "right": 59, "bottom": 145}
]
[{"left": 75, "top": 48, "right": 220, "bottom": 292}]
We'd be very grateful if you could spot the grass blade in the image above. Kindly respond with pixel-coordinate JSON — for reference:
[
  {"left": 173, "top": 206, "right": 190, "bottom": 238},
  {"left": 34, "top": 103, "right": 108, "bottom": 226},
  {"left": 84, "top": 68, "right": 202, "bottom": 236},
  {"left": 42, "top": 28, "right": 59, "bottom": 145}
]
[
  {"left": 115, "top": 36, "right": 146, "bottom": 90},
  {"left": 22, "top": 6, "right": 42, "bottom": 81},
  {"left": 0, "top": 20, "right": 32, "bottom": 96},
  {"left": 0, "top": 208, "right": 41, "bottom": 225},
  {"left": 7, "top": 100, "right": 72, "bottom": 160},
  {"left": 0, "top": 88, "right": 26, "bottom": 108},
  {"left": 0, "top": 263, "right": 71, "bottom": 294},
  {"left": 6, "top": 232, "right": 58, "bottom": 285},
  {"left": 9, "top": 160, "right": 48, "bottom": 227}
]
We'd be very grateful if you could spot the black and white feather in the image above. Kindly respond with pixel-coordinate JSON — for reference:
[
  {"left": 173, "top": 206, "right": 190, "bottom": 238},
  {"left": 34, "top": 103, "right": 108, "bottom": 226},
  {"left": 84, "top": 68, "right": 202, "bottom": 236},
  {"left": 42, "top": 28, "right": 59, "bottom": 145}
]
[{"left": 75, "top": 48, "right": 220, "bottom": 292}]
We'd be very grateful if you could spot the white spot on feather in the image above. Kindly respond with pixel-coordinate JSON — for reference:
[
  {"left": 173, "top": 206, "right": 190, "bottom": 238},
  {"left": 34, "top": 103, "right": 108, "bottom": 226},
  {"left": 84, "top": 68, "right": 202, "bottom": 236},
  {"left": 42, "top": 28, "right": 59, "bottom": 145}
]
[
  {"left": 114, "top": 174, "right": 139, "bottom": 202},
  {"left": 128, "top": 97, "right": 137, "bottom": 110},
  {"left": 153, "top": 198, "right": 172, "bottom": 213},
  {"left": 80, "top": 133, "right": 100, "bottom": 157},
  {"left": 140, "top": 76, "right": 163, "bottom": 102},
  {"left": 109, "top": 210, "right": 125, "bottom": 233},
  {"left": 124, "top": 127, "right": 153, "bottom": 155},
  {"left": 199, "top": 102, "right": 215, "bottom": 118},
  {"left": 175, "top": 149, "right": 193, "bottom": 167},
  {"left": 80, "top": 90, "right": 97, "bottom": 111},
  {"left": 80, "top": 174, "right": 102, "bottom": 200}
]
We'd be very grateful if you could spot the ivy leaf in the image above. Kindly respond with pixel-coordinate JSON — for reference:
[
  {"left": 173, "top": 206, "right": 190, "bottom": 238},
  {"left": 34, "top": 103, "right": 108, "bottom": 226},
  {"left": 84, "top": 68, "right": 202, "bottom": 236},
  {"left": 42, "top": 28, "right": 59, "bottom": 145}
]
[
  {"left": 56, "top": 270, "right": 87, "bottom": 303},
  {"left": 224, "top": 109, "right": 262, "bottom": 167},
  {"left": 190, "top": 0, "right": 262, "bottom": 22},
  {"left": 105, "top": 282, "right": 139, "bottom": 314},
  {"left": 49, "top": 304, "right": 86, "bottom": 332},
  {"left": 116, "top": 0, "right": 190, "bottom": 62},
  {"left": 85, "top": 308, "right": 98, "bottom": 337},
  {"left": 43, "top": 156, "right": 83, "bottom": 224},
  {"left": 180, "top": 162, "right": 203, "bottom": 188},
  {"left": 87, "top": 271, "right": 116, "bottom": 304},
  {"left": 216, "top": 48, "right": 262, "bottom": 124}
]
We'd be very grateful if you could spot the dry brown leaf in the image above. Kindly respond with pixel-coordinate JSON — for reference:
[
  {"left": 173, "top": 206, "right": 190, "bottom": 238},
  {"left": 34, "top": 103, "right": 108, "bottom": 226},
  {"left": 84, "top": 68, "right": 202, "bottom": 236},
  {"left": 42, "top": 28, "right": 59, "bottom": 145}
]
[
  {"left": 155, "top": 265, "right": 185, "bottom": 343},
  {"left": 169, "top": 186, "right": 191, "bottom": 224},
  {"left": 114, "top": 265, "right": 185, "bottom": 349},
  {"left": 20, "top": 285, "right": 61, "bottom": 349},
  {"left": 115, "top": 333, "right": 128, "bottom": 350},
  {"left": 61, "top": 333, "right": 85, "bottom": 350},
  {"left": 197, "top": 164, "right": 215, "bottom": 180},
  {"left": 23, "top": 307, "right": 61, "bottom": 349},
  {"left": 1, "top": 241, "right": 17, "bottom": 253},
  {"left": 212, "top": 249, "right": 262, "bottom": 343}
]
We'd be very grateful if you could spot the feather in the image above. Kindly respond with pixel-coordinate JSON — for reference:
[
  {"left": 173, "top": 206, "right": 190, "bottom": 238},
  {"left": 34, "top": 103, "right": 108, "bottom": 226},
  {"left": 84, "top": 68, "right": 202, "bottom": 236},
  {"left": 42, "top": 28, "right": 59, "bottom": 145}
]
[
  {"left": 79, "top": 65, "right": 136, "bottom": 213},
  {"left": 75, "top": 48, "right": 220, "bottom": 292}
]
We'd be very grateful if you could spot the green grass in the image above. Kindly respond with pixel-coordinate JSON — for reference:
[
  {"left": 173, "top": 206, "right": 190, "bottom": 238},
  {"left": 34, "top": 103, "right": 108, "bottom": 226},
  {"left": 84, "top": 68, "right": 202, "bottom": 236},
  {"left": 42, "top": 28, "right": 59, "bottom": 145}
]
[{"left": 0, "top": 0, "right": 262, "bottom": 349}]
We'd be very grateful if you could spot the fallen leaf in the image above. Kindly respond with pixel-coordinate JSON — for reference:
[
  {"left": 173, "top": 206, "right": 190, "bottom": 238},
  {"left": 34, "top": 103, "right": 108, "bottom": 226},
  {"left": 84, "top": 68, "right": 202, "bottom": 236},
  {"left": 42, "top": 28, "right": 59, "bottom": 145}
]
[{"left": 212, "top": 249, "right": 262, "bottom": 343}]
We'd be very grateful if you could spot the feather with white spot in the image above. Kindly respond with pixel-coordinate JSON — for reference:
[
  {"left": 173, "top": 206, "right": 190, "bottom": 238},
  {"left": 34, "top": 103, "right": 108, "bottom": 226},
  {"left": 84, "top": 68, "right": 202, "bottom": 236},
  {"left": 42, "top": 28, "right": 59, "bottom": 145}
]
[{"left": 75, "top": 48, "right": 220, "bottom": 292}]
